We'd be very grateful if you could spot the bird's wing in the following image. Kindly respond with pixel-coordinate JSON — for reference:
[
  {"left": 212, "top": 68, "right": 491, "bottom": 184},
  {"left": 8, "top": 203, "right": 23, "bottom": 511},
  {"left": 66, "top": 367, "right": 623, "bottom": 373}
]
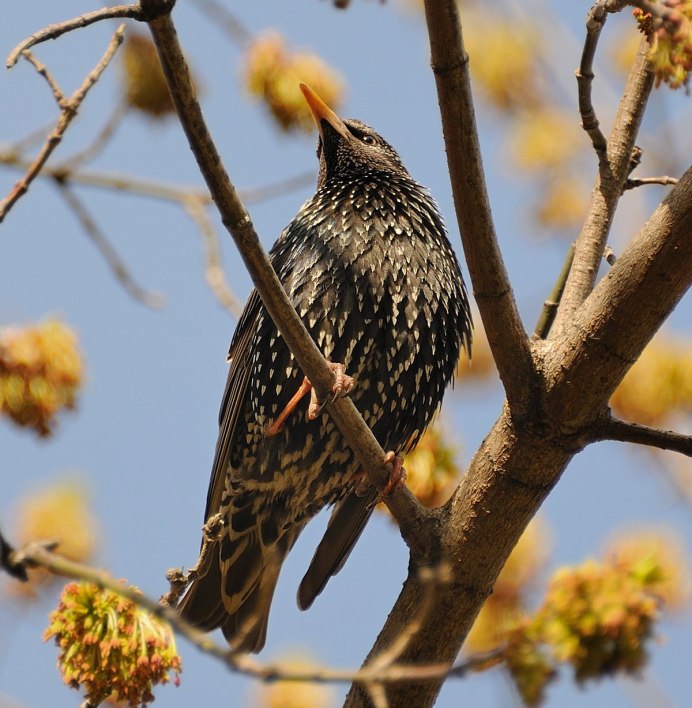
[
  {"left": 203, "top": 290, "right": 262, "bottom": 520},
  {"left": 297, "top": 489, "right": 378, "bottom": 610}
]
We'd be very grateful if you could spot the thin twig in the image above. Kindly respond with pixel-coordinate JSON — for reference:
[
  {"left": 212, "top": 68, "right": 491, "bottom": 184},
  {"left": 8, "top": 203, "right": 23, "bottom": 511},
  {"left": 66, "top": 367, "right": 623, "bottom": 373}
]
[
  {"left": 190, "top": 0, "right": 253, "bottom": 46},
  {"left": 593, "top": 415, "right": 692, "bottom": 456},
  {"left": 624, "top": 176, "right": 680, "bottom": 190},
  {"left": 21, "top": 51, "right": 65, "bottom": 104},
  {"left": 0, "top": 26, "right": 127, "bottom": 223},
  {"left": 9, "top": 120, "right": 59, "bottom": 155},
  {"left": 141, "top": 0, "right": 430, "bottom": 551},
  {"left": 1, "top": 149, "right": 314, "bottom": 207},
  {"left": 422, "top": 0, "right": 534, "bottom": 414},
  {"left": 6, "top": 4, "right": 142, "bottom": 67},
  {"left": 1, "top": 537, "right": 503, "bottom": 686},
  {"left": 54, "top": 180, "right": 164, "bottom": 308},
  {"left": 552, "top": 34, "right": 655, "bottom": 336},
  {"left": 183, "top": 197, "right": 246, "bottom": 318},
  {"left": 57, "top": 102, "right": 130, "bottom": 172},
  {"left": 533, "top": 243, "right": 575, "bottom": 340},
  {"left": 576, "top": 1, "right": 627, "bottom": 161}
]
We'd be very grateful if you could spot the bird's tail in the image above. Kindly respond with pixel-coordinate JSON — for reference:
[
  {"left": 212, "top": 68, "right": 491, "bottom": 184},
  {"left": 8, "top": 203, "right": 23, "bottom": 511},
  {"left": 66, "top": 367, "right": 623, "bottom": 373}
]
[{"left": 178, "top": 524, "right": 302, "bottom": 653}]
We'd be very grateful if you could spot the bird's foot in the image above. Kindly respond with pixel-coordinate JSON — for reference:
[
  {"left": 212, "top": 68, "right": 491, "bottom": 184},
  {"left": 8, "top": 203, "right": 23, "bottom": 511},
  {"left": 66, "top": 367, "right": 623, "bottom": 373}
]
[
  {"left": 353, "top": 452, "right": 406, "bottom": 499},
  {"left": 308, "top": 362, "right": 355, "bottom": 420},
  {"left": 265, "top": 362, "right": 354, "bottom": 437},
  {"left": 380, "top": 452, "right": 406, "bottom": 498}
]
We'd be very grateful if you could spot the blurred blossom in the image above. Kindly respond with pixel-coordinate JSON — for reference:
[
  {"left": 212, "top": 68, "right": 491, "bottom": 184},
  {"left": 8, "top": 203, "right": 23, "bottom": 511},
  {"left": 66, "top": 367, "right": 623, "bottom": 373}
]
[
  {"left": 244, "top": 32, "right": 344, "bottom": 132},
  {"left": 253, "top": 653, "right": 334, "bottom": 708},
  {"left": 121, "top": 32, "right": 176, "bottom": 117},
  {"left": 7, "top": 478, "right": 98, "bottom": 599},
  {"left": 0, "top": 320, "right": 83, "bottom": 437},
  {"left": 610, "top": 334, "right": 692, "bottom": 425}
]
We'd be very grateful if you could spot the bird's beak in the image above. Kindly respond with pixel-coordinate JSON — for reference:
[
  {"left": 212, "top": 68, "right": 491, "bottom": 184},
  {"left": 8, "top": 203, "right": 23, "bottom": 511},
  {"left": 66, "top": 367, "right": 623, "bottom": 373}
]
[{"left": 300, "top": 84, "right": 352, "bottom": 142}]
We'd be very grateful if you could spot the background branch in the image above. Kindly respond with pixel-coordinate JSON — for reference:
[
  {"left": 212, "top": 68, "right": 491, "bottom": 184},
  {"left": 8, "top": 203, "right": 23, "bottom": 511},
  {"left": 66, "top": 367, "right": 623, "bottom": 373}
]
[
  {"left": 0, "top": 26, "right": 126, "bottom": 223},
  {"left": 54, "top": 179, "right": 165, "bottom": 308}
]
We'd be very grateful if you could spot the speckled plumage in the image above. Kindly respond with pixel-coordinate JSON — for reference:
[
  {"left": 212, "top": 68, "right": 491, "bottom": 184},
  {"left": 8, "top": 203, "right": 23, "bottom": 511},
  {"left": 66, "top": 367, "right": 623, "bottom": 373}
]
[{"left": 178, "top": 91, "right": 472, "bottom": 653}]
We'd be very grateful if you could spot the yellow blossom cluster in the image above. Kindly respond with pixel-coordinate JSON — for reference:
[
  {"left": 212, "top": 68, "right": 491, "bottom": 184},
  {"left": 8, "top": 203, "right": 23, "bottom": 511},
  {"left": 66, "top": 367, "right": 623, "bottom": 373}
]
[
  {"left": 244, "top": 32, "right": 344, "bottom": 132},
  {"left": 539, "top": 559, "right": 659, "bottom": 681},
  {"left": 465, "top": 527, "right": 688, "bottom": 704},
  {"left": 45, "top": 582, "right": 182, "bottom": 707},
  {"left": 635, "top": 2, "right": 692, "bottom": 89},
  {"left": 610, "top": 334, "right": 692, "bottom": 425},
  {"left": 0, "top": 320, "right": 83, "bottom": 437},
  {"left": 121, "top": 32, "right": 176, "bottom": 117}
]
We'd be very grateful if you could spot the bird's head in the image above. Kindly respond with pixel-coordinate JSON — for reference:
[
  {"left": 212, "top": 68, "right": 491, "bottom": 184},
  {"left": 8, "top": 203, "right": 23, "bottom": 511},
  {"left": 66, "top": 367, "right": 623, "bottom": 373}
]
[{"left": 300, "top": 83, "right": 410, "bottom": 189}]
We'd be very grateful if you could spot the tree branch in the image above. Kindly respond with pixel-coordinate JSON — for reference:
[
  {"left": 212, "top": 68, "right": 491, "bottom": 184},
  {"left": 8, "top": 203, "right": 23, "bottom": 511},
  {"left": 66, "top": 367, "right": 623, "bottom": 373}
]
[
  {"left": 422, "top": 0, "right": 534, "bottom": 415},
  {"left": 54, "top": 179, "right": 164, "bottom": 308},
  {"left": 624, "top": 175, "right": 680, "bottom": 190},
  {"left": 0, "top": 26, "right": 126, "bottom": 223},
  {"left": 346, "top": 168, "right": 692, "bottom": 708},
  {"left": 0, "top": 534, "right": 501, "bottom": 688},
  {"left": 139, "top": 0, "right": 431, "bottom": 552},
  {"left": 577, "top": 0, "right": 628, "bottom": 162},
  {"left": 552, "top": 35, "right": 655, "bottom": 335},
  {"left": 593, "top": 415, "right": 692, "bottom": 456},
  {"left": 6, "top": 5, "right": 141, "bottom": 68},
  {"left": 533, "top": 243, "right": 575, "bottom": 340}
]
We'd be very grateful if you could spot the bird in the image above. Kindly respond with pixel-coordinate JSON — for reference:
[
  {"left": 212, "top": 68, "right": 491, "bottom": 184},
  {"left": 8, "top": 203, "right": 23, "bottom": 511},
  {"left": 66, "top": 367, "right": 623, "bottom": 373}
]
[{"left": 177, "top": 83, "right": 472, "bottom": 653}]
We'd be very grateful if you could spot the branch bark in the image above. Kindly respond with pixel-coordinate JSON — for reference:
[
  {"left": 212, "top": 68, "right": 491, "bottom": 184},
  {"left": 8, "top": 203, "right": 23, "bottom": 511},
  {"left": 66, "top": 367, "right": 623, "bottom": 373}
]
[{"left": 593, "top": 416, "right": 692, "bottom": 456}]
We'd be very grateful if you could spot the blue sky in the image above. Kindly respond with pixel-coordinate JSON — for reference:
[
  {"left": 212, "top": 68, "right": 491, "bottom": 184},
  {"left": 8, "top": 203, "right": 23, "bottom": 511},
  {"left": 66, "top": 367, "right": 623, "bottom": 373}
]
[{"left": 1, "top": 2, "right": 690, "bottom": 707}]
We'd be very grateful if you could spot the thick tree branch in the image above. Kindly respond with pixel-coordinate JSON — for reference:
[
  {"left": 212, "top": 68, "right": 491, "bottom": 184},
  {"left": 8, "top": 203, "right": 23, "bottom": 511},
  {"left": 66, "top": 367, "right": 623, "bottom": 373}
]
[
  {"left": 346, "top": 168, "right": 692, "bottom": 708},
  {"left": 593, "top": 416, "right": 692, "bottom": 456},
  {"left": 422, "top": 0, "right": 534, "bottom": 415},
  {"left": 552, "top": 36, "right": 655, "bottom": 334},
  {"left": 139, "top": 0, "right": 430, "bottom": 552}
]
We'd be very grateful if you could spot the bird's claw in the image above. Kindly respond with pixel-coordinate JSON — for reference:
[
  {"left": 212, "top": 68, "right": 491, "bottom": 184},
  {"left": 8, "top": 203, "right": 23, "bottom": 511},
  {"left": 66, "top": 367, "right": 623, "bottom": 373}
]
[
  {"left": 354, "top": 452, "right": 406, "bottom": 502},
  {"left": 380, "top": 452, "right": 406, "bottom": 498},
  {"left": 307, "top": 362, "right": 355, "bottom": 420}
]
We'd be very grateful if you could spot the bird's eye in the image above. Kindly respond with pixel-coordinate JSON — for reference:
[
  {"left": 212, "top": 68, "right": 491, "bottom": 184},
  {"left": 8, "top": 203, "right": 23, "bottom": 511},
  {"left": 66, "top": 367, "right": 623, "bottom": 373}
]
[{"left": 361, "top": 135, "right": 376, "bottom": 145}]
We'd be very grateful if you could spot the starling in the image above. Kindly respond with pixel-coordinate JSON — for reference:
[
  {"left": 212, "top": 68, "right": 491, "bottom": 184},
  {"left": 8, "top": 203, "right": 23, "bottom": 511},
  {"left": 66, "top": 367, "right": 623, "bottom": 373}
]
[{"left": 178, "top": 84, "right": 472, "bottom": 652}]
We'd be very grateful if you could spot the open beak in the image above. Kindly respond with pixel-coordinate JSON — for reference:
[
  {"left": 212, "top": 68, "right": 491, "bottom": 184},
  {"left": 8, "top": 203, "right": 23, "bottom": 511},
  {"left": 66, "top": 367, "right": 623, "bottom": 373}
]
[{"left": 300, "top": 83, "right": 351, "bottom": 142}]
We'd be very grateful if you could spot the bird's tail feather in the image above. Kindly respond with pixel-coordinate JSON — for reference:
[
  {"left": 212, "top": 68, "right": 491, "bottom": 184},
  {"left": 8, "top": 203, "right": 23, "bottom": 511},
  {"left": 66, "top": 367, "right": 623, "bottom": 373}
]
[
  {"left": 178, "top": 524, "right": 302, "bottom": 653},
  {"left": 298, "top": 491, "right": 376, "bottom": 610}
]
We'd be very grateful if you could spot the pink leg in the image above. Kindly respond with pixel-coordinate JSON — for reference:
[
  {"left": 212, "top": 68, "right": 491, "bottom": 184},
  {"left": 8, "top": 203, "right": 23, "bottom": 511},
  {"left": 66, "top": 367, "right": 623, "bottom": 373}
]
[{"left": 265, "top": 362, "right": 355, "bottom": 436}]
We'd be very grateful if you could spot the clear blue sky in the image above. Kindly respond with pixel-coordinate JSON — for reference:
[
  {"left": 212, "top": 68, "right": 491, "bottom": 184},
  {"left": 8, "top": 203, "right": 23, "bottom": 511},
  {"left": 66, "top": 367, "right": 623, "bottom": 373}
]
[{"left": 1, "top": 2, "right": 690, "bottom": 707}]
